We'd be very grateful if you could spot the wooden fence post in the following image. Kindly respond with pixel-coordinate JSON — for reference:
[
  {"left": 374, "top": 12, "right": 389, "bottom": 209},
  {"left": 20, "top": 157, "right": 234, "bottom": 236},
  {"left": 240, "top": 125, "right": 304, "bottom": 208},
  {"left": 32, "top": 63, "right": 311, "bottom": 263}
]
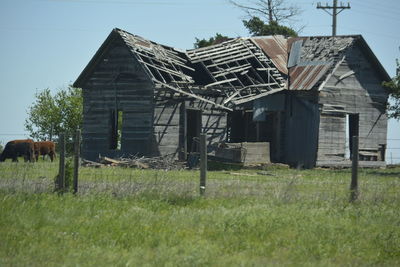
[
  {"left": 73, "top": 129, "right": 81, "bottom": 194},
  {"left": 200, "top": 134, "right": 207, "bottom": 196},
  {"left": 350, "top": 135, "right": 359, "bottom": 202},
  {"left": 57, "top": 133, "right": 66, "bottom": 192}
]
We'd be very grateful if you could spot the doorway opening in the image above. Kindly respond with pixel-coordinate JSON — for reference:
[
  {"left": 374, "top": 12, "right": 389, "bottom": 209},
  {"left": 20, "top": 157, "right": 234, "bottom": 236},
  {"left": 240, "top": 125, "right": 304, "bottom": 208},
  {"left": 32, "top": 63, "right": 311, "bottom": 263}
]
[
  {"left": 186, "top": 109, "right": 202, "bottom": 154},
  {"left": 345, "top": 113, "right": 359, "bottom": 159},
  {"left": 109, "top": 109, "right": 123, "bottom": 150},
  {"left": 227, "top": 110, "right": 257, "bottom": 142}
]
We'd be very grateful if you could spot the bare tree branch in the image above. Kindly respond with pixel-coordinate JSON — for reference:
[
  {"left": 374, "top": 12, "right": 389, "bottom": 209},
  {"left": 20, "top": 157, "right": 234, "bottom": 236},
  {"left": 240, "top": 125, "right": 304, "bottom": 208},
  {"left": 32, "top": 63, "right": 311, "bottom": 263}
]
[{"left": 229, "top": 0, "right": 303, "bottom": 25}]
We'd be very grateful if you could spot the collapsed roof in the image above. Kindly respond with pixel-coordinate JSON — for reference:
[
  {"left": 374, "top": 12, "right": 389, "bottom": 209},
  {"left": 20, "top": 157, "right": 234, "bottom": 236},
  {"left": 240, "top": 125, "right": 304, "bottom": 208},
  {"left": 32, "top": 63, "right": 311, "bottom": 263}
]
[{"left": 74, "top": 28, "right": 390, "bottom": 111}]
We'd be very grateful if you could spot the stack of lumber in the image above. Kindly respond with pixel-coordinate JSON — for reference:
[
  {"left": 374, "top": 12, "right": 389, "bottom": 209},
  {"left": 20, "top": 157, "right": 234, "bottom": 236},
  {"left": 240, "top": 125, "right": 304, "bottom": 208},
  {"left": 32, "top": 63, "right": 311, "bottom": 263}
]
[{"left": 82, "top": 156, "right": 184, "bottom": 170}]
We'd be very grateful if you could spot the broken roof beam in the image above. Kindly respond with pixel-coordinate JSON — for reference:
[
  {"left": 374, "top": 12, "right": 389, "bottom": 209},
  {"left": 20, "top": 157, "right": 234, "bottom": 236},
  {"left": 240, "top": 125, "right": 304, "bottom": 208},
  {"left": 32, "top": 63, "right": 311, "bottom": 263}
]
[
  {"left": 134, "top": 50, "right": 195, "bottom": 72},
  {"left": 188, "top": 43, "right": 247, "bottom": 57},
  {"left": 206, "top": 54, "right": 255, "bottom": 68},
  {"left": 212, "top": 64, "right": 251, "bottom": 78},
  {"left": 204, "top": 78, "right": 238, "bottom": 89},
  {"left": 189, "top": 47, "right": 252, "bottom": 63},
  {"left": 137, "top": 59, "right": 193, "bottom": 82},
  {"left": 222, "top": 83, "right": 279, "bottom": 105},
  {"left": 154, "top": 80, "right": 232, "bottom": 111},
  {"left": 187, "top": 40, "right": 244, "bottom": 57},
  {"left": 232, "top": 88, "right": 285, "bottom": 105}
]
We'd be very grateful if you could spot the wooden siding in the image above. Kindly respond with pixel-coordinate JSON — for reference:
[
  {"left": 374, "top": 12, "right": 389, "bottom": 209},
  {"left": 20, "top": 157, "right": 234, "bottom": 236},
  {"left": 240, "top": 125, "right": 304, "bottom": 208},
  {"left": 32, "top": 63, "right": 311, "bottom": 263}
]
[
  {"left": 187, "top": 98, "right": 228, "bottom": 146},
  {"left": 317, "top": 45, "right": 388, "bottom": 165},
  {"left": 151, "top": 100, "right": 182, "bottom": 158},
  {"left": 81, "top": 39, "right": 154, "bottom": 160},
  {"left": 284, "top": 93, "right": 320, "bottom": 168}
]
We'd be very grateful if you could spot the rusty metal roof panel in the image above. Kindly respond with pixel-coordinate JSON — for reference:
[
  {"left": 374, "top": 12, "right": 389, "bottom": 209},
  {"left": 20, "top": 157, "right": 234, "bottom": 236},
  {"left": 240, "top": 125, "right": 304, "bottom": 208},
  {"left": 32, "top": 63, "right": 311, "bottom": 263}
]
[
  {"left": 289, "top": 62, "right": 333, "bottom": 90},
  {"left": 251, "top": 36, "right": 288, "bottom": 75},
  {"left": 286, "top": 36, "right": 355, "bottom": 90}
]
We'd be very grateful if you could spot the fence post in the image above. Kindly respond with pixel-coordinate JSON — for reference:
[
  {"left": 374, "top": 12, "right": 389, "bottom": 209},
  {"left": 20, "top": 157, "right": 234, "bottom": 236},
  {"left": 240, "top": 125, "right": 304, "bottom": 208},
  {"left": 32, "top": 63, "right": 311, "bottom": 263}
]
[
  {"left": 200, "top": 134, "right": 207, "bottom": 196},
  {"left": 350, "top": 135, "right": 359, "bottom": 202},
  {"left": 57, "top": 133, "right": 66, "bottom": 192},
  {"left": 73, "top": 129, "right": 80, "bottom": 194}
]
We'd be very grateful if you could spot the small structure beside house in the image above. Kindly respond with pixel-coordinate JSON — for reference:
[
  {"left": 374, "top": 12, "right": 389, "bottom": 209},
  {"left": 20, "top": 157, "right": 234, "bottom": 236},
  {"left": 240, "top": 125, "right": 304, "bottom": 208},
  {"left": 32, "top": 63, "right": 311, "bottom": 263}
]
[{"left": 74, "top": 28, "right": 389, "bottom": 168}]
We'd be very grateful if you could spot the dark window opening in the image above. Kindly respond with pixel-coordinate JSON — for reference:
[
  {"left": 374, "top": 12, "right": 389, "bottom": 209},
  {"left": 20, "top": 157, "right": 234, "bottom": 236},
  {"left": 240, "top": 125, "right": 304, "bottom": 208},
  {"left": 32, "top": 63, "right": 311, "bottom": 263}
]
[
  {"left": 186, "top": 109, "right": 202, "bottom": 153},
  {"left": 227, "top": 110, "right": 261, "bottom": 142},
  {"left": 345, "top": 113, "right": 359, "bottom": 159},
  {"left": 109, "top": 109, "right": 123, "bottom": 150}
]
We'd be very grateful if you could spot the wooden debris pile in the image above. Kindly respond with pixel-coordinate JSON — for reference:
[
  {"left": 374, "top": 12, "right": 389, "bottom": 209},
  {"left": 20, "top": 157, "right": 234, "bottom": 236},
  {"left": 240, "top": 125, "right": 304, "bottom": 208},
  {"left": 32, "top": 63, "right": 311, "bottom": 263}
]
[{"left": 82, "top": 156, "right": 184, "bottom": 170}]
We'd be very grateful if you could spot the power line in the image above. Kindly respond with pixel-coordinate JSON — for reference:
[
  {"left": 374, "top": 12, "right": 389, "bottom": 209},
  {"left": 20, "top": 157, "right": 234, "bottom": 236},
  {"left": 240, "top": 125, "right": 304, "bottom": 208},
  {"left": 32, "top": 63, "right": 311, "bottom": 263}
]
[
  {"left": 317, "top": 0, "right": 351, "bottom": 36},
  {"left": 351, "top": 0, "right": 399, "bottom": 11},
  {"left": 353, "top": 1, "right": 400, "bottom": 16},
  {"left": 341, "top": 26, "right": 398, "bottom": 41},
  {"left": 350, "top": 9, "right": 399, "bottom": 23}
]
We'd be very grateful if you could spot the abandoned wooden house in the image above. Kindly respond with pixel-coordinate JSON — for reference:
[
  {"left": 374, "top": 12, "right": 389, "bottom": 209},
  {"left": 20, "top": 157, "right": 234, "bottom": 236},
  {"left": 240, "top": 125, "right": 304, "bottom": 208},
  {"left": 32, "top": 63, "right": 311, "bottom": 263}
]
[{"left": 73, "top": 28, "right": 390, "bottom": 168}]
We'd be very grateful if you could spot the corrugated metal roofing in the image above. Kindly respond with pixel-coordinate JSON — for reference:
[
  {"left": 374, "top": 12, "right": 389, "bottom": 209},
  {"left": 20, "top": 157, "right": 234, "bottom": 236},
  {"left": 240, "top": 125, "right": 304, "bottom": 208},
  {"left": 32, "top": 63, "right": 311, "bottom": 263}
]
[
  {"left": 251, "top": 36, "right": 288, "bottom": 75},
  {"left": 289, "top": 63, "right": 333, "bottom": 90},
  {"left": 286, "top": 36, "right": 355, "bottom": 90}
]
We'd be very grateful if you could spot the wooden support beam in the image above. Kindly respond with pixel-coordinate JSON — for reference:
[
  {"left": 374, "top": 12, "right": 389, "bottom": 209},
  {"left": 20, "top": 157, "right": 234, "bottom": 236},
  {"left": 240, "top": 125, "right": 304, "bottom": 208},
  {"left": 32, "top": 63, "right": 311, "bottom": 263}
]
[
  {"left": 137, "top": 59, "right": 193, "bottom": 81},
  {"left": 57, "top": 133, "right": 66, "bottom": 193},
  {"left": 350, "top": 135, "right": 359, "bottom": 202},
  {"left": 187, "top": 39, "right": 244, "bottom": 57},
  {"left": 204, "top": 78, "right": 238, "bottom": 88},
  {"left": 134, "top": 50, "right": 195, "bottom": 72},
  {"left": 232, "top": 88, "right": 285, "bottom": 105},
  {"left": 199, "top": 133, "right": 207, "bottom": 196},
  {"left": 155, "top": 80, "right": 232, "bottom": 111},
  {"left": 213, "top": 65, "right": 252, "bottom": 78},
  {"left": 222, "top": 83, "right": 279, "bottom": 105},
  {"left": 73, "top": 129, "right": 80, "bottom": 194},
  {"left": 206, "top": 55, "right": 254, "bottom": 68},
  {"left": 190, "top": 48, "right": 252, "bottom": 63}
]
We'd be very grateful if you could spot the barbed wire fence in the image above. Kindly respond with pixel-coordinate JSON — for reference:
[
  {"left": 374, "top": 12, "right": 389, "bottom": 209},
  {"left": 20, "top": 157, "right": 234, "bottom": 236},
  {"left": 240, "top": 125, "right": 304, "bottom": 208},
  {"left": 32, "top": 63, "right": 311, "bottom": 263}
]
[
  {"left": 2, "top": 133, "right": 400, "bottom": 161},
  {"left": 0, "top": 132, "right": 400, "bottom": 200}
]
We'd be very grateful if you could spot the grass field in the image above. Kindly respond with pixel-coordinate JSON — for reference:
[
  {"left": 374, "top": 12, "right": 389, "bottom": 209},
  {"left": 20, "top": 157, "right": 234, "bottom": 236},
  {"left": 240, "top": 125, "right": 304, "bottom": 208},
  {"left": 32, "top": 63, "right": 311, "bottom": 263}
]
[{"left": 0, "top": 161, "right": 399, "bottom": 266}]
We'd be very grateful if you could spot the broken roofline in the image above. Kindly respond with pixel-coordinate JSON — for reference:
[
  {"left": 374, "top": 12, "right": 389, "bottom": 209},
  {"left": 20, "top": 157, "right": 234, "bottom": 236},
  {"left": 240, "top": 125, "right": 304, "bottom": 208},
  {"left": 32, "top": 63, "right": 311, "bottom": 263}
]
[
  {"left": 73, "top": 28, "right": 391, "bottom": 109},
  {"left": 123, "top": 31, "right": 288, "bottom": 104}
]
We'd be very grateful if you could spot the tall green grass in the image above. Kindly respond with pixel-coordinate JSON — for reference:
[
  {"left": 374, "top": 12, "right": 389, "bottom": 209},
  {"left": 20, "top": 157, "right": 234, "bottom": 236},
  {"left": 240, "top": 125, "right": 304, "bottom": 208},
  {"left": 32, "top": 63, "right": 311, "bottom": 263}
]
[{"left": 0, "top": 163, "right": 399, "bottom": 266}]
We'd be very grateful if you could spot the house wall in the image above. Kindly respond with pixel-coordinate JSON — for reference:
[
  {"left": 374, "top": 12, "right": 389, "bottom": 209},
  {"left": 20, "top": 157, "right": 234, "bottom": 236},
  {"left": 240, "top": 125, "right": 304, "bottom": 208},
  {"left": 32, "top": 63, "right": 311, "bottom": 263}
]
[
  {"left": 81, "top": 39, "right": 154, "bottom": 160},
  {"left": 149, "top": 97, "right": 228, "bottom": 159},
  {"left": 317, "top": 45, "right": 388, "bottom": 166},
  {"left": 284, "top": 92, "right": 320, "bottom": 168},
  {"left": 187, "top": 99, "right": 227, "bottom": 153},
  {"left": 150, "top": 99, "right": 183, "bottom": 158}
]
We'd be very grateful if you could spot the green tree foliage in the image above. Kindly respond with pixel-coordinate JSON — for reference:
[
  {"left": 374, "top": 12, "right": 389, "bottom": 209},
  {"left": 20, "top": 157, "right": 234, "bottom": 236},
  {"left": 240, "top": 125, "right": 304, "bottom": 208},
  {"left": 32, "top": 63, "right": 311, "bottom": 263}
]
[
  {"left": 194, "top": 33, "right": 231, "bottom": 48},
  {"left": 384, "top": 59, "right": 400, "bottom": 119},
  {"left": 25, "top": 86, "right": 83, "bottom": 142},
  {"left": 243, "top": 16, "right": 297, "bottom": 37}
]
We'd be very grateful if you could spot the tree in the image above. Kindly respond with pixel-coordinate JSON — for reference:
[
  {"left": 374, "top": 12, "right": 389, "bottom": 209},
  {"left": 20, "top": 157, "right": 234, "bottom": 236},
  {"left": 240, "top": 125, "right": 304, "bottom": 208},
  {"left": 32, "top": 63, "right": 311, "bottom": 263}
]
[
  {"left": 384, "top": 59, "right": 400, "bottom": 119},
  {"left": 25, "top": 86, "right": 83, "bottom": 142},
  {"left": 230, "top": 0, "right": 302, "bottom": 36},
  {"left": 243, "top": 17, "right": 297, "bottom": 37},
  {"left": 194, "top": 33, "right": 231, "bottom": 48},
  {"left": 230, "top": 0, "right": 302, "bottom": 25}
]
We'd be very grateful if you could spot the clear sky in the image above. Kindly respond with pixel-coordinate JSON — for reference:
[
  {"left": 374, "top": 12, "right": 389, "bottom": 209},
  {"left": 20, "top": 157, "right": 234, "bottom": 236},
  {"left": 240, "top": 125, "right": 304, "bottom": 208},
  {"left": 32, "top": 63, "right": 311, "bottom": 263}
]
[{"left": 0, "top": 0, "right": 399, "bottom": 162}]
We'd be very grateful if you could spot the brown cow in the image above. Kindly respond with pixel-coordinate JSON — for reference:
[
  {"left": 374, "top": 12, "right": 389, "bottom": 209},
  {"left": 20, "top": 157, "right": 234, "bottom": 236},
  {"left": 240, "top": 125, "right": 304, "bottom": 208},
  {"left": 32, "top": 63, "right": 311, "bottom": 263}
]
[
  {"left": 34, "top": 141, "right": 56, "bottom": 162},
  {"left": 0, "top": 139, "right": 35, "bottom": 162}
]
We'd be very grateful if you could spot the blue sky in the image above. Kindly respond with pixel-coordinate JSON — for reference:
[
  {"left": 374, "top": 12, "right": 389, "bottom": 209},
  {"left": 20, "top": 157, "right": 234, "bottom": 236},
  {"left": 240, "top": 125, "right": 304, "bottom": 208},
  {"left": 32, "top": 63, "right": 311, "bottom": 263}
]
[{"left": 0, "top": 0, "right": 399, "bottom": 162}]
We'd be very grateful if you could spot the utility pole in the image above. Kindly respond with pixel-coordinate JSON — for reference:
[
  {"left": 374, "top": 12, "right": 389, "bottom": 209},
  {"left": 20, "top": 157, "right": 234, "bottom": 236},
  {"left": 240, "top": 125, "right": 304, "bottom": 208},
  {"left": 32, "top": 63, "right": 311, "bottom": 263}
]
[{"left": 317, "top": 0, "right": 351, "bottom": 36}]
